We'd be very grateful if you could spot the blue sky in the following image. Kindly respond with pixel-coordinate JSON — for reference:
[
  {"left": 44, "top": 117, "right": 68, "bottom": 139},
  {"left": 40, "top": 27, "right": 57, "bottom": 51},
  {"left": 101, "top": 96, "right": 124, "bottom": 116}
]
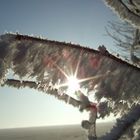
[{"left": 0, "top": 0, "right": 118, "bottom": 128}]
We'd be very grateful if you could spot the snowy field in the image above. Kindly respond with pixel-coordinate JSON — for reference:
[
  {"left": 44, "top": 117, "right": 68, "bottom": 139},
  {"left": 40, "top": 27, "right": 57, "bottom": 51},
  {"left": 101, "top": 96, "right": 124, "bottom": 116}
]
[{"left": 0, "top": 122, "right": 114, "bottom": 140}]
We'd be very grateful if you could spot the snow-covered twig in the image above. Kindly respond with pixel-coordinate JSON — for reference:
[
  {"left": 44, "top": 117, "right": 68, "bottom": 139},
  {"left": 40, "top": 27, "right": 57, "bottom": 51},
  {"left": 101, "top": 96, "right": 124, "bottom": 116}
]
[
  {"left": 104, "top": 0, "right": 140, "bottom": 28},
  {"left": 99, "top": 105, "right": 140, "bottom": 140},
  {"left": 4, "top": 78, "right": 81, "bottom": 108}
]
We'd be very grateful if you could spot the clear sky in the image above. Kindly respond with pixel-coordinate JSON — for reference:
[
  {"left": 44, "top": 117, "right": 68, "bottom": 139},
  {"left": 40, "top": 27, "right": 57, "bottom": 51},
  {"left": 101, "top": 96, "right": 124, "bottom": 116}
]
[{"left": 0, "top": 0, "right": 118, "bottom": 129}]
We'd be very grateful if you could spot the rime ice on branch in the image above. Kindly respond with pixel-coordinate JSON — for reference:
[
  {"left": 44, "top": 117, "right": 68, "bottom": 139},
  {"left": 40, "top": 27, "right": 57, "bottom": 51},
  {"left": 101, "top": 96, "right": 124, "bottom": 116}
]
[
  {"left": 104, "top": 0, "right": 140, "bottom": 28},
  {"left": 0, "top": 33, "right": 140, "bottom": 139}
]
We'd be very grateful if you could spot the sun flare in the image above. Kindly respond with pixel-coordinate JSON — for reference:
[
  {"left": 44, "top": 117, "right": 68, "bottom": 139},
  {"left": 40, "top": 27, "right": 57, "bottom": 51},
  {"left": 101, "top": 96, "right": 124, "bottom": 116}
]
[
  {"left": 67, "top": 76, "right": 80, "bottom": 94},
  {"left": 52, "top": 50, "right": 104, "bottom": 99}
]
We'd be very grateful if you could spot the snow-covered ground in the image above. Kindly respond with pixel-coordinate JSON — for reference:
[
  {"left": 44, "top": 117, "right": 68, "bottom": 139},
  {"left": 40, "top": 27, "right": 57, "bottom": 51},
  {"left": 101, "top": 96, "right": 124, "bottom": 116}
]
[{"left": 0, "top": 122, "right": 114, "bottom": 140}]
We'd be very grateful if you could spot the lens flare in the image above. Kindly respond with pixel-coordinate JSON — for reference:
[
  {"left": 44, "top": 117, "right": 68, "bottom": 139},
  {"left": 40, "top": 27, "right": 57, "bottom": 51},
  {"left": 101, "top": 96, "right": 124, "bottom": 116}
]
[
  {"left": 67, "top": 76, "right": 80, "bottom": 95},
  {"left": 49, "top": 50, "right": 107, "bottom": 100}
]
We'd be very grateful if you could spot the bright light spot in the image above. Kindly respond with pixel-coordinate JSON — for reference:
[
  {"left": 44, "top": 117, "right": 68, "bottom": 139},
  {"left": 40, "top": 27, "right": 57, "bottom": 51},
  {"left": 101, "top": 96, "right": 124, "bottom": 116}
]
[{"left": 67, "top": 76, "right": 80, "bottom": 95}]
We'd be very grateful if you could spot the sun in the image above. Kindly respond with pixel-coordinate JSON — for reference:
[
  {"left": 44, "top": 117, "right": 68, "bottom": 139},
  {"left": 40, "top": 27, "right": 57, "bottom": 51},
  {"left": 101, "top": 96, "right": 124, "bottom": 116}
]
[
  {"left": 67, "top": 76, "right": 80, "bottom": 94},
  {"left": 52, "top": 50, "right": 104, "bottom": 99}
]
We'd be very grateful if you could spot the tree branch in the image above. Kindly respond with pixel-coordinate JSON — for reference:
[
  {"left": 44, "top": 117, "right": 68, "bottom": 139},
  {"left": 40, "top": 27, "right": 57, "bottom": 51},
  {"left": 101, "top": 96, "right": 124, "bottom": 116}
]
[
  {"left": 3, "top": 78, "right": 82, "bottom": 109},
  {"left": 104, "top": 0, "right": 140, "bottom": 28},
  {"left": 99, "top": 105, "right": 140, "bottom": 140}
]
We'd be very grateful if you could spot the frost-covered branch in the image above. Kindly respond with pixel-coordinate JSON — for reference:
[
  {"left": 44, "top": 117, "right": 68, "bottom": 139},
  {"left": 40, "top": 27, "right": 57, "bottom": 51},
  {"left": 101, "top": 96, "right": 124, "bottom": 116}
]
[
  {"left": 0, "top": 33, "right": 140, "bottom": 140},
  {"left": 104, "top": 0, "right": 140, "bottom": 28},
  {"left": 105, "top": 20, "right": 140, "bottom": 64},
  {"left": 4, "top": 78, "right": 81, "bottom": 108},
  {"left": 99, "top": 105, "right": 140, "bottom": 140},
  {"left": 0, "top": 33, "right": 140, "bottom": 110}
]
